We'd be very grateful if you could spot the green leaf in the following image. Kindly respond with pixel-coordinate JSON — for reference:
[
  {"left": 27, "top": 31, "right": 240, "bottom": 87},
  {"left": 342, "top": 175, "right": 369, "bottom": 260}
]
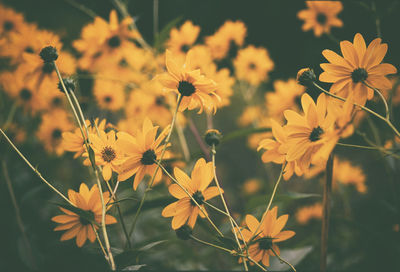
[
  {"left": 275, "top": 192, "right": 321, "bottom": 202},
  {"left": 154, "top": 16, "right": 183, "bottom": 52},
  {"left": 50, "top": 201, "right": 99, "bottom": 227}
]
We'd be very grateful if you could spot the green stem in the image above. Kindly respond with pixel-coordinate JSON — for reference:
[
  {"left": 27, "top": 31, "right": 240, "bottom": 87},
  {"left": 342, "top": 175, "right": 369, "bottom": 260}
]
[{"left": 271, "top": 247, "right": 296, "bottom": 272}]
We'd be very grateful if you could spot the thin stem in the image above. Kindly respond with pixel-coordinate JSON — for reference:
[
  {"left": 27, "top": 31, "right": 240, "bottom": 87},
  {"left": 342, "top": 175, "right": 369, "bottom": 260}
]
[
  {"left": 271, "top": 247, "right": 296, "bottom": 272},
  {"left": 313, "top": 82, "right": 400, "bottom": 138},
  {"left": 127, "top": 95, "right": 182, "bottom": 241},
  {"left": 175, "top": 121, "right": 190, "bottom": 162},
  {"left": 190, "top": 235, "right": 232, "bottom": 253},
  {"left": 336, "top": 142, "right": 379, "bottom": 150},
  {"left": 321, "top": 154, "right": 333, "bottom": 272},
  {"left": 2, "top": 101, "right": 18, "bottom": 131},
  {"left": 187, "top": 116, "right": 211, "bottom": 161},
  {"left": 251, "top": 162, "right": 286, "bottom": 240},
  {"left": 153, "top": 0, "right": 159, "bottom": 38},
  {"left": 2, "top": 160, "right": 36, "bottom": 269},
  {"left": 64, "top": 0, "right": 98, "bottom": 19},
  {"left": 157, "top": 161, "right": 224, "bottom": 237},
  {"left": 371, "top": 1, "right": 382, "bottom": 38},
  {"left": 93, "top": 225, "right": 109, "bottom": 261},
  {"left": 325, "top": 32, "right": 340, "bottom": 45},
  {"left": 363, "top": 81, "right": 390, "bottom": 119},
  {"left": 70, "top": 92, "right": 92, "bottom": 144},
  {"left": 211, "top": 145, "right": 248, "bottom": 271},
  {"left": 0, "top": 128, "right": 74, "bottom": 206}
]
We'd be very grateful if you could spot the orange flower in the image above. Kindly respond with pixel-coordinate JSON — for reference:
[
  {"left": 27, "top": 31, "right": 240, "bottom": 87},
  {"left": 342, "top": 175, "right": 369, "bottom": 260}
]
[
  {"left": 162, "top": 158, "right": 220, "bottom": 229},
  {"left": 320, "top": 33, "right": 397, "bottom": 105},
  {"left": 52, "top": 183, "right": 117, "bottom": 247},
  {"left": 157, "top": 50, "right": 219, "bottom": 114},
  {"left": 117, "top": 118, "right": 170, "bottom": 189},
  {"left": 296, "top": 203, "right": 323, "bottom": 224},
  {"left": 235, "top": 207, "right": 295, "bottom": 267},
  {"left": 297, "top": 1, "right": 343, "bottom": 37},
  {"left": 167, "top": 21, "right": 200, "bottom": 57}
]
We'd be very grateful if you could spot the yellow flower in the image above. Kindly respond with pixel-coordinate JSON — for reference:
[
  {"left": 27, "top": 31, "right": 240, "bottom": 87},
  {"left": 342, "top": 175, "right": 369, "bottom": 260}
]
[
  {"left": 157, "top": 49, "right": 220, "bottom": 114},
  {"left": 243, "top": 179, "right": 261, "bottom": 195},
  {"left": 52, "top": 183, "right": 117, "bottom": 247},
  {"left": 296, "top": 203, "right": 323, "bottom": 225},
  {"left": 297, "top": 1, "right": 343, "bottom": 37},
  {"left": 0, "top": 4, "right": 26, "bottom": 36},
  {"left": 36, "top": 109, "right": 73, "bottom": 155},
  {"left": 88, "top": 130, "right": 126, "bottom": 181},
  {"left": 236, "top": 207, "right": 295, "bottom": 267},
  {"left": 162, "top": 158, "right": 220, "bottom": 229},
  {"left": 167, "top": 20, "right": 200, "bottom": 57},
  {"left": 234, "top": 45, "right": 274, "bottom": 86},
  {"left": 93, "top": 79, "right": 125, "bottom": 111},
  {"left": 320, "top": 33, "right": 397, "bottom": 106},
  {"left": 205, "top": 20, "right": 247, "bottom": 60},
  {"left": 117, "top": 118, "right": 170, "bottom": 189},
  {"left": 283, "top": 93, "right": 337, "bottom": 172}
]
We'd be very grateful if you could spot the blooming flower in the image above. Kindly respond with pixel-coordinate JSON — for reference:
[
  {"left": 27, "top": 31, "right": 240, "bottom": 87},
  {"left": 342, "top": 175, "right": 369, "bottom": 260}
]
[
  {"left": 320, "top": 33, "right": 397, "bottom": 105},
  {"left": 162, "top": 158, "right": 220, "bottom": 229},
  {"left": 52, "top": 183, "right": 117, "bottom": 247},
  {"left": 167, "top": 21, "right": 200, "bottom": 57},
  {"left": 235, "top": 207, "right": 295, "bottom": 267},
  {"left": 296, "top": 203, "right": 323, "bottom": 224},
  {"left": 297, "top": 1, "right": 343, "bottom": 37}
]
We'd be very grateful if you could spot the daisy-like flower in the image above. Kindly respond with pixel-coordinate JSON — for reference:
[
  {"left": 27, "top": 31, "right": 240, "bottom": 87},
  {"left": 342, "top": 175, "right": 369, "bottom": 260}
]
[
  {"left": 62, "top": 119, "right": 106, "bottom": 158},
  {"left": 161, "top": 158, "right": 220, "bottom": 229},
  {"left": 93, "top": 79, "right": 125, "bottom": 111},
  {"left": 258, "top": 119, "right": 302, "bottom": 180},
  {"left": 88, "top": 130, "right": 126, "bottom": 181},
  {"left": 167, "top": 21, "right": 200, "bottom": 57},
  {"left": 296, "top": 203, "right": 323, "bottom": 225},
  {"left": 235, "top": 207, "right": 295, "bottom": 267},
  {"left": 297, "top": 1, "right": 343, "bottom": 37},
  {"left": 157, "top": 50, "right": 220, "bottom": 114},
  {"left": 234, "top": 45, "right": 274, "bottom": 86},
  {"left": 0, "top": 4, "right": 26, "bottom": 36},
  {"left": 320, "top": 33, "right": 397, "bottom": 106},
  {"left": 117, "top": 118, "right": 171, "bottom": 189},
  {"left": 52, "top": 183, "right": 117, "bottom": 247},
  {"left": 283, "top": 93, "right": 337, "bottom": 172}
]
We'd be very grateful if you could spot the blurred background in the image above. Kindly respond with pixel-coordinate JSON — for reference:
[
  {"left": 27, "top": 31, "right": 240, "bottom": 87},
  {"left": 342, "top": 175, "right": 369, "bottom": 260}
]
[{"left": 1, "top": 0, "right": 400, "bottom": 271}]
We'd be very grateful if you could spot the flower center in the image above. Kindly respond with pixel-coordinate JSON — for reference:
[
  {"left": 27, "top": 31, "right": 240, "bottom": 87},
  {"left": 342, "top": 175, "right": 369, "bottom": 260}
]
[
  {"left": 79, "top": 210, "right": 95, "bottom": 226},
  {"left": 155, "top": 96, "right": 166, "bottom": 106},
  {"left": 351, "top": 68, "right": 368, "bottom": 83},
  {"left": 3, "top": 21, "right": 14, "bottom": 31},
  {"left": 52, "top": 97, "right": 62, "bottom": 106},
  {"left": 24, "top": 46, "right": 34, "bottom": 53},
  {"left": 180, "top": 44, "right": 190, "bottom": 53},
  {"left": 104, "top": 96, "right": 112, "bottom": 103},
  {"left": 191, "top": 191, "right": 205, "bottom": 206},
  {"left": 108, "top": 35, "right": 121, "bottom": 48},
  {"left": 316, "top": 13, "right": 327, "bottom": 25},
  {"left": 52, "top": 129, "right": 62, "bottom": 139},
  {"left": 19, "top": 88, "right": 32, "bottom": 101},
  {"left": 141, "top": 149, "right": 156, "bottom": 165},
  {"left": 248, "top": 62, "right": 256, "bottom": 70},
  {"left": 257, "top": 237, "right": 273, "bottom": 250},
  {"left": 178, "top": 81, "right": 196, "bottom": 97},
  {"left": 101, "top": 146, "right": 116, "bottom": 162},
  {"left": 309, "top": 126, "right": 324, "bottom": 142},
  {"left": 42, "top": 62, "right": 55, "bottom": 74}
]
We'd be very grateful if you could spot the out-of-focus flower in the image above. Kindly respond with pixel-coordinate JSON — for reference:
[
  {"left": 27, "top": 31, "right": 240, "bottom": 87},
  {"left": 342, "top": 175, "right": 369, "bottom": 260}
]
[
  {"left": 296, "top": 203, "right": 323, "bottom": 224},
  {"left": 167, "top": 21, "right": 200, "bottom": 58}
]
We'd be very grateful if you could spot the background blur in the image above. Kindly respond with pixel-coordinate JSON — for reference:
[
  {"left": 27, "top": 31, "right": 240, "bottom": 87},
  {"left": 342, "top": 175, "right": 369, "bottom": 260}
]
[{"left": 1, "top": 0, "right": 400, "bottom": 271}]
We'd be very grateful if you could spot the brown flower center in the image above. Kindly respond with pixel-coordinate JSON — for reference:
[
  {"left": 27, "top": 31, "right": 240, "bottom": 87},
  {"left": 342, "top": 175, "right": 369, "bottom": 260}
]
[
  {"left": 52, "top": 129, "right": 62, "bottom": 139},
  {"left": 104, "top": 96, "right": 112, "bottom": 103},
  {"left": 180, "top": 44, "right": 190, "bottom": 53},
  {"left": 248, "top": 62, "right": 257, "bottom": 70},
  {"left": 19, "top": 88, "right": 32, "bottom": 101},
  {"left": 108, "top": 35, "right": 121, "bottom": 48},
  {"left": 141, "top": 149, "right": 156, "bottom": 165},
  {"left": 178, "top": 81, "right": 196, "bottom": 97},
  {"left": 309, "top": 126, "right": 324, "bottom": 142},
  {"left": 257, "top": 237, "right": 273, "bottom": 250},
  {"left": 3, "top": 21, "right": 14, "bottom": 31},
  {"left": 155, "top": 96, "right": 166, "bottom": 106},
  {"left": 24, "top": 46, "right": 34, "bottom": 53},
  {"left": 101, "top": 146, "right": 116, "bottom": 162},
  {"left": 190, "top": 191, "right": 205, "bottom": 206},
  {"left": 316, "top": 13, "right": 327, "bottom": 25},
  {"left": 79, "top": 210, "right": 95, "bottom": 226},
  {"left": 351, "top": 68, "right": 368, "bottom": 83}
]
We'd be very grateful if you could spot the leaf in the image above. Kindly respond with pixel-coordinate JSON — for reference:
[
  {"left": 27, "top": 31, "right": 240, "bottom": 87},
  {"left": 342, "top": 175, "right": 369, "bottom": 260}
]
[
  {"left": 122, "top": 264, "right": 146, "bottom": 271},
  {"left": 50, "top": 201, "right": 99, "bottom": 227},
  {"left": 154, "top": 16, "right": 183, "bottom": 51},
  {"left": 275, "top": 192, "right": 321, "bottom": 202},
  {"left": 269, "top": 246, "right": 313, "bottom": 271}
]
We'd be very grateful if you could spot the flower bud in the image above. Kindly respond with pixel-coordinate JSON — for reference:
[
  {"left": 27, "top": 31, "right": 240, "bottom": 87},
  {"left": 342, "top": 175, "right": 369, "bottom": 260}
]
[
  {"left": 204, "top": 129, "right": 222, "bottom": 147},
  {"left": 58, "top": 78, "right": 75, "bottom": 94},
  {"left": 39, "top": 46, "right": 58, "bottom": 62},
  {"left": 297, "top": 68, "right": 316, "bottom": 87}
]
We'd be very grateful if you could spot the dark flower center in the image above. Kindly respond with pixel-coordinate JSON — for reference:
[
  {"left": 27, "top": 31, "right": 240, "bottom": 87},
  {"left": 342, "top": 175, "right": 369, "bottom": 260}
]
[
  {"left": 19, "top": 88, "right": 32, "bottom": 101},
  {"left": 180, "top": 44, "right": 190, "bottom": 53},
  {"left": 351, "top": 68, "right": 368, "bottom": 83},
  {"left": 52, "top": 129, "right": 62, "bottom": 139},
  {"left": 155, "top": 96, "right": 166, "bottom": 106},
  {"left": 42, "top": 62, "right": 55, "bottom": 74},
  {"left": 3, "top": 21, "right": 14, "bottom": 31},
  {"left": 24, "top": 46, "right": 34, "bottom": 53},
  {"left": 141, "top": 149, "right": 156, "bottom": 165},
  {"left": 119, "top": 58, "right": 128, "bottom": 67},
  {"left": 178, "top": 81, "right": 196, "bottom": 97},
  {"left": 104, "top": 96, "right": 112, "bottom": 103},
  {"left": 52, "top": 97, "right": 62, "bottom": 106},
  {"left": 248, "top": 62, "right": 256, "bottom": 70},
  {"left": 257, "top": 237, "right": 274, "bottom": 250},
  {"left": 79, "top": 210, "right": 95, "bottom": 226},
  {"left": 309, "top": 126, "right": 324, "bottom": 142},
  {"left": 101, "top": 146, "right": 116, "bottom": 162},
  {"left": 191, "top": 191, "right": 205, "bottom": 206},
  {"left": 316, "top": 13, "right": 327, "bottom": 25},
  {"left": 108, "top": 35, "right": 121, "bottom": 48}
]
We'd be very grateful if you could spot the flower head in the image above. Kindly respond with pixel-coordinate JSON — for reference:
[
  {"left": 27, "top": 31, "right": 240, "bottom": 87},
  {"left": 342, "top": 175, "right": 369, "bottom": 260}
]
[
  {"left": 162, "top": 158, "right": 221, "bottom": 230},
  {"left": 167, "top": 21, "right": 200, "bottom": 57},
  {"left": 297, "top": 1, "right": 343, "bottom": 37},
  {"left": 320, "top": 33, "right": 397, "bottom": 105},
  {"left": 52, "top": 183, "right": 117, "bottom": 247}
]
